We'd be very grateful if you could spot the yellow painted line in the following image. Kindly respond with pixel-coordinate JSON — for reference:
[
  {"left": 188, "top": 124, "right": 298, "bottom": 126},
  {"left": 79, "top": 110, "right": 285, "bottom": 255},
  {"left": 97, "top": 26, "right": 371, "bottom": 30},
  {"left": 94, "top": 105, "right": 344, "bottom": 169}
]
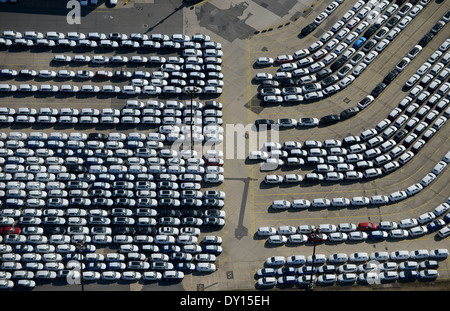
[{"left": 193, "top": 0, "right": 210, "bottom": 7}]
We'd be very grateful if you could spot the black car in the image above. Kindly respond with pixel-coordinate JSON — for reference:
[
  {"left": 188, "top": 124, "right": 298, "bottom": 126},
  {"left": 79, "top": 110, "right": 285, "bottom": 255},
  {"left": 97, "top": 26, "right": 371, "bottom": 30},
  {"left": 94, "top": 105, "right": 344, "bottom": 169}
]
[
  {"left": 67, "top": 165, "right": 87, "bottom": 173},
  {"left": 330, "top": 58, "right": 346, "bottom": 72},
  {"left": 88, "top": 133, "right": 107, "bottom": 140},
  {"left": 386, "top": 16, "right": 399, "bottom": 28},
  {"left": 43, "top": 225, "right": 66, "bottom": 235},
  {"left": 419, "top": 33, "right": 434, "bottom": 47},
  {"left": 321, "top": 75, "right": 339, "bottom": 87},
  {"left": 394, "top": 129, "right": 408, "bottom": 142},
  {"left": 383, "top": 69, "right": 399, "bottom": 85},
  {"left": 431, "top": 21, "right": 445, "bottom": 35},
  {"left": 301, "top": 23, "right": 317, "bottom": 36},
  {"left": 136, "top": 227, "right": 157, "bottom": 235},
  {"left": 371, "top": 82, "right": 386, "bottom": 98},
  {"left": 182, "top": 209, "right": 204, "bottom": 217},
  {"left": 320, "top": 114, "right": 340, "bottom": 125},
  {"left": 316, "top": 68, "right": 332, "bottom": 80},
  {"left": 112, "top": 226, "right": 135, "bottom": 235},
  {"left": 279, "top": 78, "right": 296, "bottom": 86},
  {"left": 363, "top": 25, "right": 378, "bottom": 39},
  {"left": 261, "top": 79, "right": 280, "bottom": 87},
  {"left": 113, "top": 70, "right": 132, "bottom": 80},
  {"left": 362, "top": 39, "right": 376, "bottom": 53},
  {"left": 159, "top": 209, "right": 182, "bottom": 218},
  {"left": 255, "top": 119, "right": 274, "bottom": 130},
  {"left": 340, "top": 107, "right": 360, "bottom": 120}
]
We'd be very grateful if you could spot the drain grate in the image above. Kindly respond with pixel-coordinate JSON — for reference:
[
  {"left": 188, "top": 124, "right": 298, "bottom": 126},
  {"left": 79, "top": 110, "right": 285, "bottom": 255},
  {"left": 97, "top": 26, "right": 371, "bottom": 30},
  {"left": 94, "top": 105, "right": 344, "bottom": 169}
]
[
  {"left": 227, "top": 271, "right": 234, "bottom": 279},
  {"left": 197, "top": 284, "right": 204, "bottom": 291},
  {"left": 343, "top": 98, "right": 351, "bottom": 103}
]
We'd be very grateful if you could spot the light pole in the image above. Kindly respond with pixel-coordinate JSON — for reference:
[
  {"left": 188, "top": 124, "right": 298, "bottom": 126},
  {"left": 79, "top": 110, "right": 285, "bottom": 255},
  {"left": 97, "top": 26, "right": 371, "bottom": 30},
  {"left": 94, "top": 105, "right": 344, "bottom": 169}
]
[
  {"left": 187, "top": 86, "right": 200, "bottom": 151},
  {"left": 76, "top": 241, "right": 85, "bottom": 291},
  {"left": 307, "top": 228, "right": 319, "bottom": 291}
]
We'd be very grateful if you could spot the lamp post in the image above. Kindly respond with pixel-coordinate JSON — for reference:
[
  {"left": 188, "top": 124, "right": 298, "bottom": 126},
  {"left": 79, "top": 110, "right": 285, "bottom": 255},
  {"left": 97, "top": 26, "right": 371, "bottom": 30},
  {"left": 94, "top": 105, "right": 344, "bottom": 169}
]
[
  {"left": 187, "top": 86, "right": 200, "bottom": 151},
  {"left": 307, "top": 228, "right": 319, "bottom": 291},
  {"left": 76, "top": 241, "right": 85, "bottom": 291}
]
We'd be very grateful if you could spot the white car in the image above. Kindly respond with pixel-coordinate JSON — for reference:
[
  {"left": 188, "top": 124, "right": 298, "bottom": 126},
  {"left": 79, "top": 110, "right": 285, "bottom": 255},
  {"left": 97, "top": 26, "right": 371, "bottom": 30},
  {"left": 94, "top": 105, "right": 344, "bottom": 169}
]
[
  {"left": 390, "top": 250, "right": 410, "bottom": 261},
  {"left": 429, "top": 249, "right": 449, "bottom": 260},
  {"left": 266, "top": 256, "right": 286, "bottom": 266},
  {"left": 349, "top": 252, "right": 369, "bottom": 263},
  {"left": 256, "top": 57, "right": 274, "bottom": 66},
  {"left": 271, "top": 200, "right": 290, "bottom": 209}
]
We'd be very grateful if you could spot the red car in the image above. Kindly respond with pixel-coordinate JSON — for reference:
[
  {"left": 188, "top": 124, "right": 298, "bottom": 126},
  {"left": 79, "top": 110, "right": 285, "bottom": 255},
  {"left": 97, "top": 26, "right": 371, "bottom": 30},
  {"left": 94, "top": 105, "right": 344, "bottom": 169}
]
[
  {"left": 0, "top": 226, "right": 21, "bottom": 235},
  {"left": 276, "top": 54, "right": 294, "bottom": 64},
  {"left": 308, "top": 232, "right": 327, "bottom": 243},
  {"left": 357, "top": 222, "right": 377, "bottom": 231},
  {"left": 95, "top": 70, "right": 113, "bottom": 79},
  {"left": 205, "top": 158, "right": 224, "bottom": 166}
]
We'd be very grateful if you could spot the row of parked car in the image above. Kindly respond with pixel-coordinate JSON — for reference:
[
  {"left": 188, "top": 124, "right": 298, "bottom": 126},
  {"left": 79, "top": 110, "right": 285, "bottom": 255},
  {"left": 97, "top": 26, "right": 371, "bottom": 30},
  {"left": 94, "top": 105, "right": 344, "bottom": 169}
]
[
  {"left": 263, "top": 198, "right": 450, "bottom": 245},
  {"left": 0, "top": 31, "right": 220, "bottom": 51},
  {"left": 268, "top": 148, "right": 448, "bottom": 210},
  {"left": 0, "top": 231, "right": 222, "bottom": 289},
  {"left": 257, "top": 247, "right": 448, "bottom": 287},
  {"left": 0, "top": 102, "right": 224, "bottom": 128},
  {"left": 0, "top": 68, "right": 223, "bottom": 96}
]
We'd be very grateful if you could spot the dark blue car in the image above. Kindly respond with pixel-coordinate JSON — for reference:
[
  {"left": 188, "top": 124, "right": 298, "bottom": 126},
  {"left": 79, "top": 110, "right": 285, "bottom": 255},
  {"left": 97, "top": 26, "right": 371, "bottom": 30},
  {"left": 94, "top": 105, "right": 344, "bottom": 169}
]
[
  {"left": 427, "top": 219, "right": 446, "bottom": 232},
  {"left": 276, "top": 266, "right": 296, "bottom": 276},
  {"left": 444, "top": 212, "right": 450, "bottom": 223},
  {"left": 399, "top": 270, "right": 418, "bottom": 281},
  {"left": 368, "top": 230, "right": 388, "bottom": 240},
  {"left": 298, "top": 266, "right": 316, "bottom": 275}
]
